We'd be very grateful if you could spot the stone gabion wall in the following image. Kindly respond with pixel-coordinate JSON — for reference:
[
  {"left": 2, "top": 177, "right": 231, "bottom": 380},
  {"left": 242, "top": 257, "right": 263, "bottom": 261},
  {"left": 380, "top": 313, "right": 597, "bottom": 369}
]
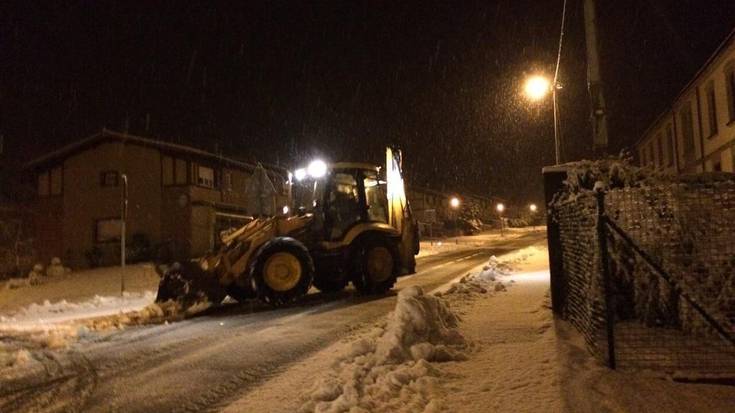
[
  {"left": 605, "top": 179, "right": 735, "bottom": 334},
  {"left": 553, "top": 193, "right": 609, "bottom": 362}
]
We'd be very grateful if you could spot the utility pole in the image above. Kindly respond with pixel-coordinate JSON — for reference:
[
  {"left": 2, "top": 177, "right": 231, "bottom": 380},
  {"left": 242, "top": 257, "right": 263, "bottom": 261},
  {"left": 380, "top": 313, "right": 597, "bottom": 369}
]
[
  {"left": 121, "top": 174, "right": 128, "bottom": 297},
  {"left": 583, "top": 0, "right": 609, "bottom": 154}
]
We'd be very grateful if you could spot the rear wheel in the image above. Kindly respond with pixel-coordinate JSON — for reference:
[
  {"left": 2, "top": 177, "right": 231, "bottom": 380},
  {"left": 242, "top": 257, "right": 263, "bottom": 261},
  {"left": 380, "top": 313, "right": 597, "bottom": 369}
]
[
  {"left": 252, "top": 238, "right": 314, "bottom": 305},
  {"left": 351, "top": 236, "right": 398, "bottom": 294}
]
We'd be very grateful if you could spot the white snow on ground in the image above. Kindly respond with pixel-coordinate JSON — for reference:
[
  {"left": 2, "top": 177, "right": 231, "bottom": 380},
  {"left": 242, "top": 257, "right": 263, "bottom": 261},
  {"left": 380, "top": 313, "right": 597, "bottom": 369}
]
[
  {"left": 294, "top": 248, "right": 531, "bottom": 413},
  {"left": 0, "top": 263, "right": 160, "bottom": 314},
  {"left": 299, "top": 285, "right": 468, "bottom": 413},
  {"left": 417, "top": 227, "right": 538, "bottom": 258}
]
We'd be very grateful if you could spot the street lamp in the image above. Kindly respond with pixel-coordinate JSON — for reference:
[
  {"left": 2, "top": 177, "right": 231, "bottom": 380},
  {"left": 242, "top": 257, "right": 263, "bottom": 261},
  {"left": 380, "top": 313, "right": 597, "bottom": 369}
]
[
  {"left": 496, "top": 203, "right": 505, "bottom": 237},
  {"left": 449, "top": 197, "right": 461, "bottom": 240},
  {"left": 523, "top": 74, "right": 562, "bottom": 165},
  {"left": 450, "top": 197, "right": 460, "bottom": 209},
  {"left": 524, "top": 75, "right": 551, "bottom": 101},
  {"left": 529, "top": 203, "right": 538, "bottom": 231}
]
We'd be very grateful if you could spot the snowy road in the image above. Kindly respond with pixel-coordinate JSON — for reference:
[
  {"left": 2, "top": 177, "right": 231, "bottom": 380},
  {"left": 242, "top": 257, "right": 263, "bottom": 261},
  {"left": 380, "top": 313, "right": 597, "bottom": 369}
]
[{"left": 0, "top": 231, "right": 545, "bottom": 413}]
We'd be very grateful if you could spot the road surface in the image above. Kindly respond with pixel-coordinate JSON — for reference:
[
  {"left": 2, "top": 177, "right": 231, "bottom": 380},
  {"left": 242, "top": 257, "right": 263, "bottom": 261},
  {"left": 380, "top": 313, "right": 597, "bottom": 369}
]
[{"left": 0, "top": 231, "right": 545, "bottom": 413}]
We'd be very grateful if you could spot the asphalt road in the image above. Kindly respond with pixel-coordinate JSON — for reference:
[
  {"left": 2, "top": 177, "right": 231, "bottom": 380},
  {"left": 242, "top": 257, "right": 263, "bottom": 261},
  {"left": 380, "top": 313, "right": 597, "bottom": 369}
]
[{"left": 0, "top": 231, "right": 545, "bottom": 413}]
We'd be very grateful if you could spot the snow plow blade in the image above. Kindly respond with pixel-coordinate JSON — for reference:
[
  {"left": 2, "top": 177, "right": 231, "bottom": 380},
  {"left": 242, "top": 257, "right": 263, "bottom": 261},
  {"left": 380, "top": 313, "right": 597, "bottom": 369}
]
[{"left": 155, "top": 261, "right": 226, "bottom": 309}]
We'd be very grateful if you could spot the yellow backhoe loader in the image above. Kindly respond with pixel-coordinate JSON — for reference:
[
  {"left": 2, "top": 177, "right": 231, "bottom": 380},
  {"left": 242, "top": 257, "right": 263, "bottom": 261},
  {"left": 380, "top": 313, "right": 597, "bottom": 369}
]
[{"left": 155, "top": 147, "right": 419, "bottom": 307}]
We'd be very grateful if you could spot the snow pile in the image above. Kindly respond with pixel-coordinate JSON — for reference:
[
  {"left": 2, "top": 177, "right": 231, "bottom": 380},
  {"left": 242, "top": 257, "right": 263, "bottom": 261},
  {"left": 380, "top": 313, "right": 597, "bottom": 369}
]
[
  {"left": 0, "top": 290, "right": 157, "bottom": 327},
  {"left": 300, "top": 286, "right": 466, "bottom": 413}
]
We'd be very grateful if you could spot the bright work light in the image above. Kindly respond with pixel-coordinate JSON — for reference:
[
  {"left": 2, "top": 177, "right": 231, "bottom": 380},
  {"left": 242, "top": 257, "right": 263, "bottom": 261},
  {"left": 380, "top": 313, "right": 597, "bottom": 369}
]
[{"left": 307, "top": 159, "right": 327, "bottom": 178}]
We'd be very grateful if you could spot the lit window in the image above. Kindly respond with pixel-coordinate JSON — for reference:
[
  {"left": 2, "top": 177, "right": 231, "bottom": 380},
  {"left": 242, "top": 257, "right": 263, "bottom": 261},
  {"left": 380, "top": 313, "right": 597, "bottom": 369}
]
[{"left": 197, "top": 165, "right": 215, "bottom": 188}]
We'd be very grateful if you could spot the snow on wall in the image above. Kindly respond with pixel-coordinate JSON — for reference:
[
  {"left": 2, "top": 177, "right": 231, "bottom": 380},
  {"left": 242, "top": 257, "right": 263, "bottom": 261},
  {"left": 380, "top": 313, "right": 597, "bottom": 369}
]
[{"left": 551, "top": 158, "right": 735, "bottom": 369}]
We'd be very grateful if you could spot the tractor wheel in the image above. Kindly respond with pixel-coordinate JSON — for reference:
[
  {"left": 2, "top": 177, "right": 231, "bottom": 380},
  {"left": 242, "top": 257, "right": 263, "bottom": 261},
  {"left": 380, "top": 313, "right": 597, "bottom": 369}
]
[
  {"left": 313, "top": 276, "right": 348, "bottom": 293},
  {"left": 155, "top": 261, "right": 226, "bottom": 308},
  {"left": 251, "top": 237, "right": 314, "bottom": 305},
  {"left": 351, "top": 235, "right": 398, "bottom": 295}
]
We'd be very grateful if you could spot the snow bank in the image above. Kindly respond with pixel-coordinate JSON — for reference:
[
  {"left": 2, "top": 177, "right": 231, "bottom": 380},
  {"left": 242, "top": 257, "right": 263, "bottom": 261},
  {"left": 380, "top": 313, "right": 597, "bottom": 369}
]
[{"left": 300, "top": 286, "right": 467, "bottom": 413}]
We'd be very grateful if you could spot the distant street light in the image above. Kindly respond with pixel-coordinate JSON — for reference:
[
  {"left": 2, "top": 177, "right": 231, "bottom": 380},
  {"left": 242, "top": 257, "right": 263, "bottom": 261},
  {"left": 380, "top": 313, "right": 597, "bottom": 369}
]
[
  {"left": 450, "top": 197, "right": 461, "bottom": 209},
  {"left": 496, "top": 203, "right": 505, "bottom": 237},
  {"left": 523, "top": 74, "right": 562, "bottom": 165},
  {"left": 529, "top": 203, "right": 538, "bottom": 212},
  {"left": 529, "top": 203, "right": 538, "bottom": 231}
]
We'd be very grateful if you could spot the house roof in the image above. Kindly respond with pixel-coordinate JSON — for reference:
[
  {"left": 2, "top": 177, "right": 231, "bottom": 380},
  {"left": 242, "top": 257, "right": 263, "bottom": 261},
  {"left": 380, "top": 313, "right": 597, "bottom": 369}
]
[
  {"left": 634, "top": 25, "right": 735, "bottom": 149},
  {"left": 25, "top": 129, "right": 288, "bottom": 177}
]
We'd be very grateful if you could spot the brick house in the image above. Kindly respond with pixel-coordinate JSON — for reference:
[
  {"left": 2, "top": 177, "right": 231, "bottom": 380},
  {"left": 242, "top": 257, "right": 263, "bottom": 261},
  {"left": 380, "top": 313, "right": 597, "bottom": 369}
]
[{"left": 26, "top": 129, "right": 289, "bottom": 267}]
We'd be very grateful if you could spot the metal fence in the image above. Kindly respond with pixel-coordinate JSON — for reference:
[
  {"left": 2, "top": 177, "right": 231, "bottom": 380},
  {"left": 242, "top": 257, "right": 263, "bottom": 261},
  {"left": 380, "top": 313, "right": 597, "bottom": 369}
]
[{"left": 550, "top": 177, "right": 735, "bottom": 379}]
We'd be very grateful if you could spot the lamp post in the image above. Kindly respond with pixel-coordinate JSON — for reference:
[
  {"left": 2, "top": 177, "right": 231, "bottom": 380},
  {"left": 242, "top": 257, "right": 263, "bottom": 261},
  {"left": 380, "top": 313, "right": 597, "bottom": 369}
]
[
  {"left": 523, "top": 74, "right": 562, "bottom": 165},
  {"left": 529, "top": 203, "right": 538, "bottom": 231},
  {"left": 120, "top": 174, "right": 128, "bottom": 297},
  {"left": 496, "top": 203, "right": 505, "bottom": 237},
  {"left": 450, "top": 197, "right": 461, "bottom": 242}
]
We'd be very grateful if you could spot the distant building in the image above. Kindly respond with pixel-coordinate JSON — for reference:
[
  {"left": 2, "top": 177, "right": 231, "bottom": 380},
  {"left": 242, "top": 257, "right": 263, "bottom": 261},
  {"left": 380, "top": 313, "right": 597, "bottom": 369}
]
[
  {"left": 26, "top": 129, "right": 289, "bottom": 267},
  {"left": 634, "top": 27, "right": 735, "bottom": 173},
  {"left": 406, "top": 185, "right": 500, "bottom": 235}
]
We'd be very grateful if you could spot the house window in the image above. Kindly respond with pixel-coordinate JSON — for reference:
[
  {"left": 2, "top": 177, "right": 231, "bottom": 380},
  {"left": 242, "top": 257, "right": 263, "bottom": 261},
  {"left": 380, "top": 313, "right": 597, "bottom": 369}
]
[
  {"left": 726, "top": 63, "right": 735, "bottom": 122},
  {"left": 223, "top": 171, "right": 233, "bottom": 191},
  {"left": 706, "top": 81, "right": 718, "bottom": 137},
  {"left": 680, "top": 103, "right": 695, "bottom": 153},
  {"left": 100, "top": 170, "right": 119, "bottom": 187},
  {"left": 38, "top": 172, "right": 50, "bottom": 196},
  {"left": 196, "top": 165, "right": 215, "bottom": 188},
  {"left": 96, "top": 218, "right": 123, "bottom": 243}
]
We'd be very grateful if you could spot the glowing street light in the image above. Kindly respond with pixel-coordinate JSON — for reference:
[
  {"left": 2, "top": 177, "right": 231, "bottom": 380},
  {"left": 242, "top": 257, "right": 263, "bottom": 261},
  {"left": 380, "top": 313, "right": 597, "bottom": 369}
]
[
  {"left": 496, "top": 203, "right": 505, "bottom": 237},
  {"left": 523, "top": 73, "right": 562, "bottom": 165},
  {"left": 529, "top": 203, "right": 538, "bottom": 213},
  {"left": 282, "top": 205, "right": 290, "bottom": 215},
  {"left": 524, "top": 75, "right": 551, "bottom": 101},
  {"left": 450, "top": 197, "right": 461, "bottom": 209}
]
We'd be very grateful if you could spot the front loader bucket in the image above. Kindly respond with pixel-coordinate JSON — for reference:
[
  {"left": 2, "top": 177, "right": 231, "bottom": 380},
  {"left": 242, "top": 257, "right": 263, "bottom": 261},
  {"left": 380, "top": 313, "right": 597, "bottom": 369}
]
[{"left": 155, "top": 261, "right": 227, "bottom": 309}]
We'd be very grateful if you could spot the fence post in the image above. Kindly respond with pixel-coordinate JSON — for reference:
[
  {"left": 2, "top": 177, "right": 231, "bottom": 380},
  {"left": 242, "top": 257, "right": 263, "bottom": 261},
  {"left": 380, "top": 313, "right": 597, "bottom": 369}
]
[{"left": 596, "top": 189, "right": 616, "bottom": 369}]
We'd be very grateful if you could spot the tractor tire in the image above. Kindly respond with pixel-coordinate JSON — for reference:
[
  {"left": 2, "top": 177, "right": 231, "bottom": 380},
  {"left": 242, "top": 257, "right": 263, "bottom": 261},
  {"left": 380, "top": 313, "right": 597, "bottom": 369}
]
[
  {"left": 351, "top": 235, "right": 399, "bottom": 295},
  {"left": 313, "top": 276, "right": 348, "bottom": 293},
  {"left": 155, "top": 261, "right": 226, "bottom": 308},
  {"left": 251, "top": 237, "right": 314, "bottom": 306}
]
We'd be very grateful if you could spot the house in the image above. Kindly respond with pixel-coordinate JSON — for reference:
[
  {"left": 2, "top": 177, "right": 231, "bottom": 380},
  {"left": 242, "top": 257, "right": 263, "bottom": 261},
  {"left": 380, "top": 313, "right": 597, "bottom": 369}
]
[
  {"left": 634, "top": 27, "right": 735, "bottom": 174},
  {"left": 26, "top": 129, "right": 289, "bottom": 267}
]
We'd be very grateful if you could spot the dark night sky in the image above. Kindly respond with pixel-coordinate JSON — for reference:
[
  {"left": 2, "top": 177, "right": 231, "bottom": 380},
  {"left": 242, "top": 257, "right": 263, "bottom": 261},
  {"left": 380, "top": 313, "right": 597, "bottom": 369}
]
[{"left": 1, "top": 1, "right": 734, "bottom": 205}]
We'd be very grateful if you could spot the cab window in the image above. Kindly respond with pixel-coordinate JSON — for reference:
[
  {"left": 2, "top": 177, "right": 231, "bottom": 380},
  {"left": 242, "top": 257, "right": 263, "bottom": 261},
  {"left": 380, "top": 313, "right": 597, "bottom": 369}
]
[
  {"left": 364, "top": 173, "right": 388, "bottom": 223},
  {"left": 327, "top": 173, "right": 361, "bottom": 239}
]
